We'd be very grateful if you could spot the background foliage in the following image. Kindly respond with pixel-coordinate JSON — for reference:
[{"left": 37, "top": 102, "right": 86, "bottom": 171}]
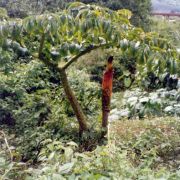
[{"left": 0, "top": 0, "right": 151, "bottom": 30}]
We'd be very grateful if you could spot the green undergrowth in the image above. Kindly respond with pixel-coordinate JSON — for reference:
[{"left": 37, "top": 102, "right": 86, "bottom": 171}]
[
  {"left": 151, "top": 17, "right": 180, "bottom": 48},
  {"left": 1, "top": 117, "right": 180, "bottom": 179}
]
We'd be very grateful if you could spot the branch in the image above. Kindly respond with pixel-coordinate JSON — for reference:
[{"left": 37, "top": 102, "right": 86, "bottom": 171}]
[
  {"left": 38, "top": 57, "right": 62, "bottom": 73},
  {"left": 37, "top": 33, "right": 63, "bottom": 73},
  {"left": 0, "top": 131, "right": 13, "bottom": 162},
  {"left": 62, "top": 43, "right": 110, "bottom": 70},
  {"left": 38, "top": 33, "right": 46, "bottom": 59}
]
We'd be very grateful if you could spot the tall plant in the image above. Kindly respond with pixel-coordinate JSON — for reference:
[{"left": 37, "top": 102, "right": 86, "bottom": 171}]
[{"left": 0, "top": 2, "right": 179, "bottom": 135}]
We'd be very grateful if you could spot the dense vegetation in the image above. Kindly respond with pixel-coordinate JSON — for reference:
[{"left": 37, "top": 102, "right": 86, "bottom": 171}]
[
  {"left": 0, "top": 0, "right": 151, "bottom": 30},
  {"left": 151, "top": 16, "right": 180, "bottom": 48},
  {"left": 0, "top": 1, "right": 180, "bottom": 179}
]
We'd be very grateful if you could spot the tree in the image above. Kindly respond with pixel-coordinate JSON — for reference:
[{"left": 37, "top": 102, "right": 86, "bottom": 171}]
[
  {"left": 102, "top": 56, "right": 114, "bottom": 136},
  {"left": 0, "top": 0, "right": 74, "bottom": 18},
  {"left": 0, "top": 2, "right": 179, "bottom": 135},
  {"left": 1, "top": 0, "right": 151, "bottom": 30},
  {"left": 81, "top": 0, "right": 152, "bottom": 31}
]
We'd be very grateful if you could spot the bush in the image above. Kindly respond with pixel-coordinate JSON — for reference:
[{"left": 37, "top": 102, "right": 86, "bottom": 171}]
[
  {"left": 0, "top": 56, "right": 101, "bottom": 161},
  {"left": 0, "top": 7, "right": 8, "bottom": 20}
]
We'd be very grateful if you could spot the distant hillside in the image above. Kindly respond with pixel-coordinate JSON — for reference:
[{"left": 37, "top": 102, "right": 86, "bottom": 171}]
[{"left": 152, "top": 0, "right": 180, "bottom": 12}]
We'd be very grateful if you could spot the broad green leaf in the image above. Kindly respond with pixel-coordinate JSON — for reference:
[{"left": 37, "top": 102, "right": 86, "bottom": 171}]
[
  {"left": 124, "top": 77, "right": 132, "bottom": 87},
  {"left": 59, "top": 162, "right": 74, "bottom": 174}
]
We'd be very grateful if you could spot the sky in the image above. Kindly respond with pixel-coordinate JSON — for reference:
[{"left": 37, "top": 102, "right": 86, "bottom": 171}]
[{"left": 152, "top": 0, "right": 180, "bottom": 12}]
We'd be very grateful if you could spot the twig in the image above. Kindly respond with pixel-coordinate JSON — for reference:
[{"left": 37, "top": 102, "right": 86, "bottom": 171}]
[
  {"left": 62, "top": 43, "right": 110, "bottom": 70},
  {"left": 0, "top": 130, "right": 14, "bottom": 180},
  {"left": 38, "top": 33, "right": 46, "bottom": 59},
  {"left": 0, "top": 131, "right": 13, "bottom": 161},
  {"left": 0, "top": 164, "right": 14, "bottom": 180}
]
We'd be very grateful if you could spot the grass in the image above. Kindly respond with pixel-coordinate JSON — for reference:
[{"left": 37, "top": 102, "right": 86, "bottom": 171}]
[
  {"left": 1, "top": 117, "right": 180, "bottom": 179},
  {"left": 109, "top": 116, "right": 180, "bottom": 171},
  {"left": 150, "top": 16, "right": 180, "bottom": 48},
  {"left": 110, "top": 117, "right": 180, "bottom": 141}
]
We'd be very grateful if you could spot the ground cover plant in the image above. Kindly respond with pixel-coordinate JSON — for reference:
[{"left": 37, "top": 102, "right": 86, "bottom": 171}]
[
  {"left": 1, "top": 117, "right": 180, "bottom": 179},
  {"left": 151, "top": 16, "right": 180, "bottom": 48}
]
